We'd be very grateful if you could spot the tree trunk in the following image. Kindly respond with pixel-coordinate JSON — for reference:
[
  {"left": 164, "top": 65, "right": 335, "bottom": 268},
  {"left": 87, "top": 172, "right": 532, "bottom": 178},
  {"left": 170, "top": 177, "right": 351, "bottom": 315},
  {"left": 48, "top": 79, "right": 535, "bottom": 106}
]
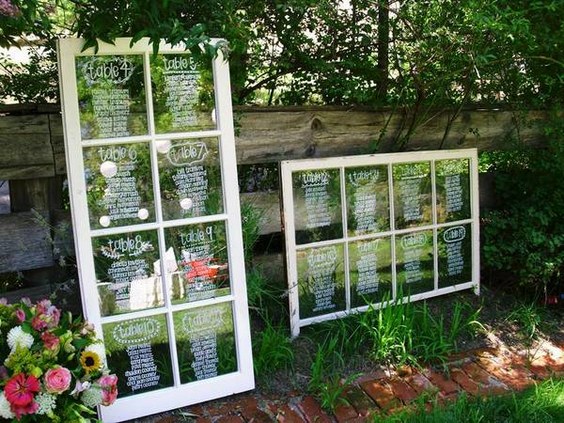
[{"left": 377, "top": 0, "right": 389, "bottom": 100}]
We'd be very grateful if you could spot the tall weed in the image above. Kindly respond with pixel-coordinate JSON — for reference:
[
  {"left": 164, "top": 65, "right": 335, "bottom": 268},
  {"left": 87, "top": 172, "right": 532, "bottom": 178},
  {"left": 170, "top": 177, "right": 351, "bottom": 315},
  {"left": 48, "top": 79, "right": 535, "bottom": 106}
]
[
  {"left": 360, "top": 296, "right": 481, "bottom": 366},
  {"left": 308, "top": 336, "right": 359, "bottom": 413},
  {"left": 252, "top": 322, "right": 294, "bottom": 377}
]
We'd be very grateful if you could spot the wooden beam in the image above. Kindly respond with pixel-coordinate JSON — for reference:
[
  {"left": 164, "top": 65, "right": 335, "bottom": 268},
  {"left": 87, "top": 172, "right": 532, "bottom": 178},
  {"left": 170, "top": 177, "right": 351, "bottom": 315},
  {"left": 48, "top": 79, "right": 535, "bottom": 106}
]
[{"left": 0, "top": 211, "right": 54, "bottom": 273}]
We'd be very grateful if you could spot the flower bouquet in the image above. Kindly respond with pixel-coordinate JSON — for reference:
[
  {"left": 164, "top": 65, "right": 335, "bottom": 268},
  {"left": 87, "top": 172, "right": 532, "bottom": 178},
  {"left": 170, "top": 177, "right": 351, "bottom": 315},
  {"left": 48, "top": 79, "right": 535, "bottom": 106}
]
[{"left": 0, "top": 298, "right": 117, "bottom": 421}]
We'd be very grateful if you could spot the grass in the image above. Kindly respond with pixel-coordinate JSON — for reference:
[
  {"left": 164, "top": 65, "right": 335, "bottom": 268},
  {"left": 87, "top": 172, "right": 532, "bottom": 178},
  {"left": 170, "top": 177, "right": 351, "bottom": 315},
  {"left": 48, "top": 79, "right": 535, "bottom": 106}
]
[
  {"left": 381, "top": 378, "right": 564, "bottom": 423},
  {"left": 251, "top": 321, "right": 294, "bottom": 378},
  {"left": 358, "top": 295, "right": 482, "bottom": 367},
  {"left": 505, "top": 301, "right": 546, "bottom": 342},
  {"left": 307, "top": 335, "right": 361, "bottom": 413},
  {"left": 300, "top": 295, "right": 482, "bottom": 412}
]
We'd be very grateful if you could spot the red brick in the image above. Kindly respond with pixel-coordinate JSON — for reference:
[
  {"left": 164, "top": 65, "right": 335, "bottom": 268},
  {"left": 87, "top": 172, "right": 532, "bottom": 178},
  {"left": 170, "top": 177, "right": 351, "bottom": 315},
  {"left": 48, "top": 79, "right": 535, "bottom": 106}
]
[
  {"left": 388, "top": 378, "right": 418, "bottom": 404},
  {"left": 436, "top": 392, "right": 458, "bottom": 406},
  {"left": 355, "top": 369, "right": 390, "bottom": 384},
  {"left": 236, "top": 396, "right": 272, "bottom": 422},
  {"left": 396, "top": 365, "right": 414, "bottom": 377},
  {"left": 334, "top": 403, "right": 359, "bottom": 422},
  {"left": 360, "top": 380, "right": 400, "bottom": 411},
  {"left": 527, "top": 354, "right": 553, "bottom": 375},
  {"left": 546, "top": 356, "right": 564, "bottom": 373},
  {"left": 154, "top": 417, "right": 179, "bottom": 423},
  {"left": 446, "top": 351, "right": 474, "bottom": 365},
  {"left": 405, "top": 372, "right": 438, "bottom": 396},
  {"left": 528, "top": 363, "right": 553, "bottom": 380},
  {"left": 461, "top": 362, "right": 493, "bottom": 385},
  {"left": 298, "top": 396, "right": 333, "bottom": 423},
  {"left": 460, "top": 361, "right": 509, "bottom": 394},
  {"left": 185, "top": 404, "right": 206, "bottom": 417},
  {"left": 216, "top": 416, "right": 245, "bottom": 423},
  {"left": 343, "top": 386, "right": 377, "bottom": 417},
  {"left": 422, "top": 369, "right": 460, "bottom": 396},
  {"left": 269, "top": 403, "right": 305, "bottom": 423},
  {"left": 475, "top": 355, "right": 505, "bottom": 373},
  {"left": 475, "top": 357, "right": 534, "bottom": 391},
  {"left": 449, "top": 368, "right": 480, "bottom": 396},
  {"left": 471, "top": 347, "right": 501, "bottom": 359},
  {"left": 205, "top": 401, "right": 239, "bottom": 417}
]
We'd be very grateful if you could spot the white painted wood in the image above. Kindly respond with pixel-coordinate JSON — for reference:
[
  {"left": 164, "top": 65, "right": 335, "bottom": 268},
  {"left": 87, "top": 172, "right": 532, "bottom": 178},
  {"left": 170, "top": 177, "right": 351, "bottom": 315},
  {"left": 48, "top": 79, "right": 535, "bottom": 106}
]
[
  {"left": 281, "top": 149, "right": 480, "bottom": 336},
  {"left": 58, "top": 37, "right": 254, "bottom": 422}
]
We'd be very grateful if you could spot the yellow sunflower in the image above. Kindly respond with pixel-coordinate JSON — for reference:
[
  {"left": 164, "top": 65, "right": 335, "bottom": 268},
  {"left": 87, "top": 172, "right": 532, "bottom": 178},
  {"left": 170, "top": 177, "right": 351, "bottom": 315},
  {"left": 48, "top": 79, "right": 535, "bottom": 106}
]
[{"left": 80, "top": 350, "right": 102, "bottom": 373}]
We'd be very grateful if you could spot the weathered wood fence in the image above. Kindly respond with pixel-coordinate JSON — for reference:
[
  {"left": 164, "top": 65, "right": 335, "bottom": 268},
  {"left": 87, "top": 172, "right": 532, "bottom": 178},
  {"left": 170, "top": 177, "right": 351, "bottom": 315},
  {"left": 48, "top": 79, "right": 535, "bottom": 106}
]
[{"left": 0, "top": 105, "right": 548, "bottom": 282}]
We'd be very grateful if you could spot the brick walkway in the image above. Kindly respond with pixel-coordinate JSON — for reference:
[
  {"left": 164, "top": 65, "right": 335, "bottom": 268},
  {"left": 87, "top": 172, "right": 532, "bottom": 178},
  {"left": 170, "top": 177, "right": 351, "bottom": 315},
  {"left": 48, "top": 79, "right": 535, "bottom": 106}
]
[{"left": 147, "top": 340, "right": 564, "bottom": 423}]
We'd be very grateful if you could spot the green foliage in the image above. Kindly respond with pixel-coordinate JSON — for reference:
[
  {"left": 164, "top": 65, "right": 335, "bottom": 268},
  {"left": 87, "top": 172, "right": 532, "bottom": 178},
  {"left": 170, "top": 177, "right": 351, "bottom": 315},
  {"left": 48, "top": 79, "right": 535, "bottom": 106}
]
[
  {"left": 483, "top": 116, "right": 564, "bottom": 294},
  {"left": 240, "top": 201, "right": 263, "bottom": 264},
  {"left": 251, "top": 322, "right": 294, "bottom": 377},
  {"left": 307, "top": 315, "right": 366, "bottom": 360},
  {"left": 505, "top": 302, "right": 545, "bottom": 342},
  {"left": 308, "top": 336, "right": 359, "bottom": 413},
  {"left": 360, "top": 296, "right": 481, "bottom": 366},
  {"left": 245, "top": 268, "right": 286, "bottom": 320},
  {"left": 0, "top": 46, "right": 58, "bottom": 102},
  {"left": 382, "top": 378, "right": 564, "bottom": 423},
  {"left": 0, "top": 0, "right": 69, "bottom": 48},
  {"left": 2, "top": 1, "right": 562, "bottom": 111}
]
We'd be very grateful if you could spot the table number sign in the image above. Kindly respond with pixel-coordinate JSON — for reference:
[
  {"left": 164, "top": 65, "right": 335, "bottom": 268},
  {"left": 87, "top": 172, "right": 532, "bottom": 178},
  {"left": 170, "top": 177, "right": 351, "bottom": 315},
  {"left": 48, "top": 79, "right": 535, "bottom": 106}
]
[
  {"left": 58, "top": 38, "right": 254, "bottom": 422},
  {"left": 281, "top": 150, "right": 479, "bottom": 337}
]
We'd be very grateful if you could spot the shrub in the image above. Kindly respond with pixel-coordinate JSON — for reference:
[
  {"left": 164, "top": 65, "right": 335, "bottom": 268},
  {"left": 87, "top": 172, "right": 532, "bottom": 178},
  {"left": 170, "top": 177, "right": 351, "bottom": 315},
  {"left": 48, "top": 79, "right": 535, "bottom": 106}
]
[{"left": 483, "top": 116, "right": 564, "bottom": 296}]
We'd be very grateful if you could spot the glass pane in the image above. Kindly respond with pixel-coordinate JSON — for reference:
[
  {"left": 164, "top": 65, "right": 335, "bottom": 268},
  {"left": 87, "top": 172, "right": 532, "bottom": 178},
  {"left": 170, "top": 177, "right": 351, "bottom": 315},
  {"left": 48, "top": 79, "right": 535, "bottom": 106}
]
[
  {"left": 436, "top": 159, "right": 471, "bottom": 223},
  {"left": 93, "top": 230, "right": 162, "bottom": 316},
  {"left": 392, "top": 162, "right": 432, "bottom": 229},
  {"left": 76, "top": 55, "right": 147, "bottom": 139},
  {"left": 438, "top": 224, "right": 472, "bottom": 288},
  {"left": 157, "top": 138, "right": 223, "bottom": 220},
  {"left": 293, "top": 169, "right": 342, "bottom": 244},
  {"left": 103, "top": 314, "right": 173, "bottom": 398},
  {"left": 297, "top": 244, "right": 346, "bottom": 318},
  {"left": 174, "top": 302, "right": 237, "bottom": 384},
  {"left": 395, "top": 230, "right": 434, "bottom": 296},
  {"left": 164, "top": 222, "right": 230, "bottom": 304},
  {"left": 151, "top": 53, "right": 215, "bottom": 133},
  {"left": 349, "top": 237, "right": 392, "bottom": 307},
  {"left": 345, "top": 166, "right": 390, "bottom": 236},
  {"left": 84, "top": 143, "right": 155, "bottom": 229}
]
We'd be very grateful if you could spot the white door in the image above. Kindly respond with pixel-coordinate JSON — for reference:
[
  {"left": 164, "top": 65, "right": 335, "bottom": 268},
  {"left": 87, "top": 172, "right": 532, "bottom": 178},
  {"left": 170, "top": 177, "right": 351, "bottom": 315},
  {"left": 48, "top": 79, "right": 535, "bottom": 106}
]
[{"left": 57, "top": 37, "right": 254, "bottom": 422}]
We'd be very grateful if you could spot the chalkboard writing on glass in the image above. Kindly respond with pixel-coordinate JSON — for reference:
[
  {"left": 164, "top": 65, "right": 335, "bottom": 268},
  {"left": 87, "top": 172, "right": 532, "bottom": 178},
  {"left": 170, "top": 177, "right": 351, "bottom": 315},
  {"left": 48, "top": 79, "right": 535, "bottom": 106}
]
[{"left": 281, "top": 149, "right": 480, "bottom": 337}]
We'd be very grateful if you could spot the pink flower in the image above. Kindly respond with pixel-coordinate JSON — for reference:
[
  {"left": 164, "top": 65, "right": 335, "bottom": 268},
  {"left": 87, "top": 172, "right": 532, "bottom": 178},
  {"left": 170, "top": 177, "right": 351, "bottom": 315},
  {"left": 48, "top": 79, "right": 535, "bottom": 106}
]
[
  {"left": 44, "top": 367, "right": 72, "bottom": 394},
  {"left": 14, "top": 309, "right": 25, "bottom": 324},
  {"left": 34, "top": 300, "right": 61, "bottom": 330},
  {"left": 0, "top": 0, "right": 20, "bottom": 18},
  {"left": 98, "top": 374, "right": 118, "bottom": 406},
  {"left": 11, "top": 400, "right": 39, "bottom": 420},
  {"left": 4, "top": 374, "right": 40, "bottom": 419},
  {"left": 41, "top": 331, "right": 60, "bottom": 350},
  {"left": 31, "top": 315, "right": 47, "bottom": 332}
]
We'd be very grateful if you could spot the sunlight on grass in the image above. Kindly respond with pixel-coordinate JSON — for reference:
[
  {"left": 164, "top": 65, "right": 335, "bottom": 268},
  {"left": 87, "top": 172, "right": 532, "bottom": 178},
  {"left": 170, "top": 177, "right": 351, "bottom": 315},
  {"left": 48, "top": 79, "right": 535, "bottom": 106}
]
[{"left": 381, "top": 378, "right": 564, "bottom": 423}]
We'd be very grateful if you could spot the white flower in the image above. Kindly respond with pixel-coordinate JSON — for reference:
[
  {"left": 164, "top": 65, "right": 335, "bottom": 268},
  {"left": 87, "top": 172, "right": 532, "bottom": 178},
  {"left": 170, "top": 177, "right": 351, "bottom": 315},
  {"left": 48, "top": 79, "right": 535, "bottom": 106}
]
[
  {"left": 0, "top": 393, "right": 14, "bottom": 419},
  {"left": 36, "top": 392, "right": 57, "bottom": 415},
  {"left": 81, "top": 386, "right": 103, "bottom": 408},
  {"left": 7, "top": 326, "right": 34, "bottom": 350},
  {"left": 71, "top": 380, "right": 91, "bottom": 397},
  {"left": 85, "top": 342, "right": 107, "bottom": 368}
]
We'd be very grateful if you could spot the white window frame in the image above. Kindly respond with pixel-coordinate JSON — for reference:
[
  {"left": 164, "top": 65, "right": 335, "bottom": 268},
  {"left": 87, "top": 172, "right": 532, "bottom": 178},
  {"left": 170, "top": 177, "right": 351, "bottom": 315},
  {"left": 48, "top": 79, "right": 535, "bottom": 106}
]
[
  {"left": 57, "top": 37, "right": 254, "bottom": 422},
  {"left": 281, "top": 149, "right": 480, "bottom": 337}
]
